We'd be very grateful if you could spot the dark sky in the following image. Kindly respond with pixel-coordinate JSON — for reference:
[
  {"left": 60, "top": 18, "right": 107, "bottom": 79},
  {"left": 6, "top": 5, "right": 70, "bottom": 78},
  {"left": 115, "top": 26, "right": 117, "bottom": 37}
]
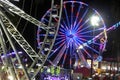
[{"left": 10, "top": 0, "right": 120, "bottom": 60}]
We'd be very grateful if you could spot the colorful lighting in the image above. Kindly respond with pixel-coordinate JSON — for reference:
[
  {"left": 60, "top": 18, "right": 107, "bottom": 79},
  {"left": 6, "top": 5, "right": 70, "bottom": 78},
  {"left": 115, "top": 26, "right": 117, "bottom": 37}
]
[
  {"left": 90, "top": 15, "right": 100, "bottom": 26},
  {"left": 78, "top": 45, "right": 84, "bottom": 49}
]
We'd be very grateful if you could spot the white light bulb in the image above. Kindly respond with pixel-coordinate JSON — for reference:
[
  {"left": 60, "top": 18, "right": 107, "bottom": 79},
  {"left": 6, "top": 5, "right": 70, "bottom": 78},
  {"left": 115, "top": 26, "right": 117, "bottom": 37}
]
[
  {"left": 8, "top": 75, "right": 14, "bottom": 80},
  {"left": 78, "top": 45, "right": 83, "bottom": 49},
  {"left": 90, "top": 15, "right": 100, "bottom": 26}
]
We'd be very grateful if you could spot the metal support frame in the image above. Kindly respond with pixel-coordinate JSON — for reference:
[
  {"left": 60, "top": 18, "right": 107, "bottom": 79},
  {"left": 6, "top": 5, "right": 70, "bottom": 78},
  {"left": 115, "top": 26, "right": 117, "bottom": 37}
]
[
  {"left": 0, "top": 15, "right": 31, "bottom": 80},
  {"left": 31, "top": 0, "right": 63, "bottom": 78},
  {"left": 0, "top": 11, "right": 43, "bottom": 61},
  {"left": 0, "top": 27, "right": 17, "bottom": 80},
  {"left": 29, "top": 0, "right": 56, "bottom": 71},
  {"left": 0, "top": 0, "right": 63, "bottom": 79},
  {"left": 0, "top": 0, "right": 48, "bottom": 29}
]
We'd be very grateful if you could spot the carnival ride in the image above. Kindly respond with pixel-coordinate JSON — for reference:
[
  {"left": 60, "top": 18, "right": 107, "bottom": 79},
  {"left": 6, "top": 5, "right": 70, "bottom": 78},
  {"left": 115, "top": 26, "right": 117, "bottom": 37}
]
[
  {"left": 0, "top": 0, "right": 120, "bottom": 80},
  {"left": 37, "top": 1, "right": 107, "bottom": 69}
]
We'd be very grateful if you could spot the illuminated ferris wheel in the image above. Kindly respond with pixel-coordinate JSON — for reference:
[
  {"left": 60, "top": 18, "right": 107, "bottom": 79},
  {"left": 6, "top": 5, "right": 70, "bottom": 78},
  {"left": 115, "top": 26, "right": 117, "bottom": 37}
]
[{"left": 37, "top": 1, "right": 107, "bottom": 68}]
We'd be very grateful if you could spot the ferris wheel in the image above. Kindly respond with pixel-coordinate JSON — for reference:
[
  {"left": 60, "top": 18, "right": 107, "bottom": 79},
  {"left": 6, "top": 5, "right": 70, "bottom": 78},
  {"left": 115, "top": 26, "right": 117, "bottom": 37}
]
[{"left": 37, "top": 1, "right": 107, "bottom": 68}]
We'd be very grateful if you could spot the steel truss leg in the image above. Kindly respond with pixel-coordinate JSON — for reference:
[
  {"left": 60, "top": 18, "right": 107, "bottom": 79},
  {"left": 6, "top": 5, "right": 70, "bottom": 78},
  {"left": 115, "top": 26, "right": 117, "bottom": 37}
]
[
  {"left": 0, "top": 27, "right": 18, "bottom": 80},
  {"left": 0, "top": 17, "right": 31, "bottom": 80}
]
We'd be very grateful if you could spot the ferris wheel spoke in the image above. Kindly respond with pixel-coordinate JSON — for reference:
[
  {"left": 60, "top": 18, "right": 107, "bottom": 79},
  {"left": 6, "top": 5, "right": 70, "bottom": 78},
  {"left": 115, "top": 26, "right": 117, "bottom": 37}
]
[
  {"left": 63, "top": 5, "right": 71, "bottom": 28},
  {"left": 70, "top": 3, "right": 74, "bottom": 30},
  {"left": 77, "top": 50, "right": 87, "bottom": 64},
  {"left": 55, "top": 39, "right": 65, "bottom": 45},
  {"left": 66, "top": 39, "right": 72, "bottom": 48},
  {"left": 72, "top": 38, "right": 80, "bottom": 47},
  {"left": 82, "top": 48, "right": 92, "bottom": 58},
  {"left": 76, "top": 25, "right": 91, "bottom": 34},
  {"left": 76, "top": 33, "right": 94, "bottom": 38},
  {"left": 79, "top": 35, "right": 94, "bottom": 38},
  {"left": 56, "top": 36, "right": 65, "bottom": 40},
  {"left": 73, "top": 3, "right": 82, "bottom": 27},
  {"left": 60, "top": 24, "right": 68, "bottom": 31},
  {"left": 53, "top": 45, "right": 66, "bottom": 66},
  {"left": 61, "top": 18, "right": 69, "bottom": 30},
  {"left": 55, "top": 38, "right": 66, "bottom": 46},
  {"left": 70, "top": 44, "right": 74, "bottom": 68},
  {"left": 48, "top": 47, "right": 60, "bottom": 58},
  {"left": 59, "top": 31, "right": 65, "bottom": 35},
  {"left": 77, "top": 37, "right": 87, "bottom": 42},
  {"left": 58, "top": 34, "right": 66, "bottom": 37},
  {"left": 78, "top": 36, "right": 94, "bottom": 42},
  {"left": 74, "top": 37, "right": 84, "bottom": 45},
  {"left": 74, "top": 18, "right": 89, "bottom": 32},
  {"left": 80, "top": 38, "right": 87, "bottom": 42},
  {"left": 62, "top": 48, "right": 69, "bottom": 67},
  {"left": 74, "top": 18, "right": 89, "bottom": 33},
  {"left": 54, "top": 18, "right": 68, "bottom": 31},
  {"left": 91, "top": 41, "right": 101, "bottom": 46},
  {"left": 60, "top": 27, "right": 66, "bottom": 33},
  {"left": 74, "top": 8, "right": 89, "bottom": 31},
  {"left": 48, "top": 41, "right": 65, "bottom": 58},
  {"left": 80, "top": 28, "right": 103, "bottom": 35},
  {"left": 54, "top": 17, "right": 68, "bottom": 31},
  {"left": 74, "top": 38, "right": 83, "bottom": 45}
]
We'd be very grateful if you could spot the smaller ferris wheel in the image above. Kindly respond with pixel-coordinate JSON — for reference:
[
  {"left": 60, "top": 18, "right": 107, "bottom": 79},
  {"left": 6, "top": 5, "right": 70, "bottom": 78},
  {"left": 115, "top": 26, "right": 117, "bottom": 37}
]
[{"left": 37, "top": 1, "right": 107, "bottom": 68}]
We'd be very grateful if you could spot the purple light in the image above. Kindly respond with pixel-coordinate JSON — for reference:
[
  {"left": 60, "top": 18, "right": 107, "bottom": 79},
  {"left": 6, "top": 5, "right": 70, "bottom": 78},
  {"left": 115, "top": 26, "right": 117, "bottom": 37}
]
[{"left": 68, "top": 34, "right": 74, "bottom": 38}]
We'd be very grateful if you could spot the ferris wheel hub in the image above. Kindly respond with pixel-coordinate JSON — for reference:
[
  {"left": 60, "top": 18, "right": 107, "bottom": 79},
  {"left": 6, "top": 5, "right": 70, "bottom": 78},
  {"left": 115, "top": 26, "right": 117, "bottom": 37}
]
[{"left": 68, "top": 34, "right": 74, "bottom": 38}]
